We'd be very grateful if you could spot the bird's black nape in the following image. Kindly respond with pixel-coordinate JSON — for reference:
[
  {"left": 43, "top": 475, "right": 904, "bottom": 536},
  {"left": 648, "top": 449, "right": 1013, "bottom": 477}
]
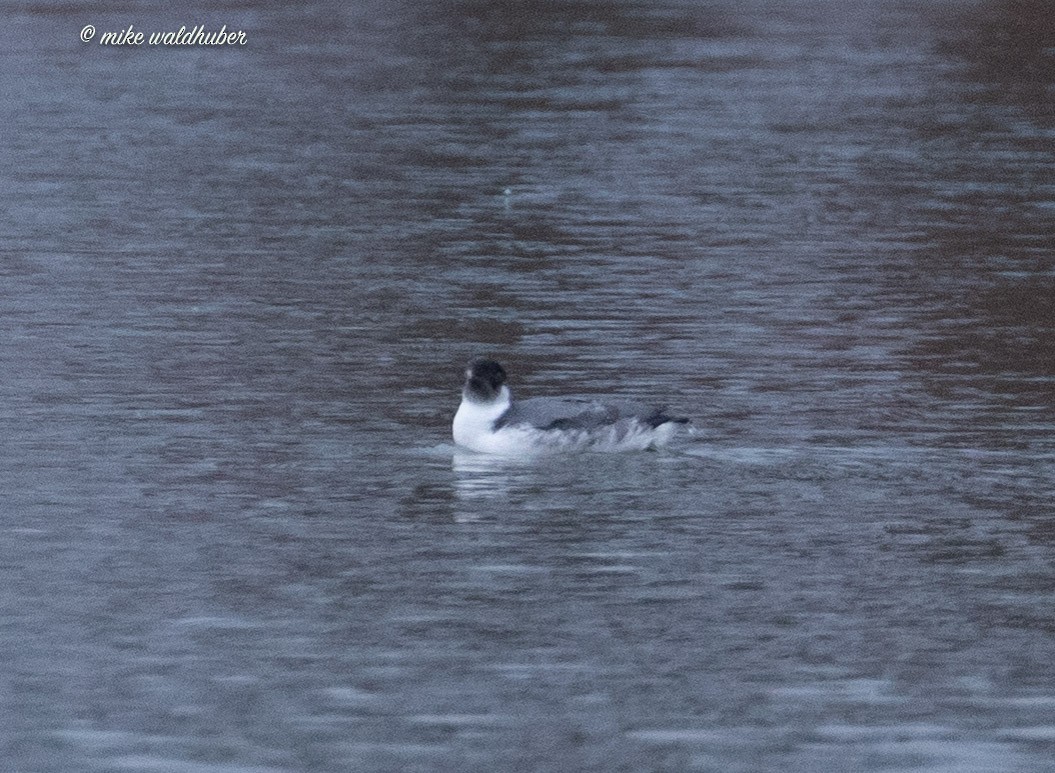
[{"left": 464, "top": 358, "right": 508, "bottom": 403}]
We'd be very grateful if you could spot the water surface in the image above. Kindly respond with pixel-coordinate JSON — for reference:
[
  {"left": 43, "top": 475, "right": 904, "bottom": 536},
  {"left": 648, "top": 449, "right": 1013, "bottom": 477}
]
[{"left": 1, "top": 1, "right": 1053, "bottom": 771}]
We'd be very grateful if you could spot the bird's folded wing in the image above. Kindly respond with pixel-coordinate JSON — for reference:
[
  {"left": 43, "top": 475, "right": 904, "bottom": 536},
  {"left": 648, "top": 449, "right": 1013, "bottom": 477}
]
[{"left": 496, "top": 396, "right": 670, "bottom": 431}]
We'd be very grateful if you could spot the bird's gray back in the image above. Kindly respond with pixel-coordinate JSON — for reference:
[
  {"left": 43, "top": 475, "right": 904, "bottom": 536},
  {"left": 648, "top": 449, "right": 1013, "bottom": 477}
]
[{"left": 495, "top": 396, "right": 677, "bottom": 431}]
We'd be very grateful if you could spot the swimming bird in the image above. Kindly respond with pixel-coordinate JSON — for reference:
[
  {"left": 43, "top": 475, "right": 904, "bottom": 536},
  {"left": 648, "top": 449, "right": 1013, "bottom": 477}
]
[{"left": 452, "top": 358, "right": 688, "bottom": 455}]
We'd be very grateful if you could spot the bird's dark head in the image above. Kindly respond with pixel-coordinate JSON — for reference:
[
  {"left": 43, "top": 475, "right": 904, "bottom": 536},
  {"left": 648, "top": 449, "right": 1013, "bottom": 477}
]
[{"left": 463, "top": 358, "right": 507, "bottom": 403}]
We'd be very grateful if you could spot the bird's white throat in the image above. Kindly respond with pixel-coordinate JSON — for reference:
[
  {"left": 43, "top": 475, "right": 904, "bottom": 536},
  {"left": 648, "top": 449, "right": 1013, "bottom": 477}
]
[{"left": 452, "top": 385, "right": 511, "bottom": 449}]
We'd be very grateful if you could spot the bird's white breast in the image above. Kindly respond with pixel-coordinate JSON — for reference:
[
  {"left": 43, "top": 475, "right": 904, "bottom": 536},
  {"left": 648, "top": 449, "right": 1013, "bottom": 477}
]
[{"left": 452, "top": 386, "right": 512, "bottom": 453}]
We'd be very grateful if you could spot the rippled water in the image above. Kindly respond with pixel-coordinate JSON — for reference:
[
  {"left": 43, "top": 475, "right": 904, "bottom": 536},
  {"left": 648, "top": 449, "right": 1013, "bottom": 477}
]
[{"left": 1, "top": 1, "right": 1053, "bottom": 771}]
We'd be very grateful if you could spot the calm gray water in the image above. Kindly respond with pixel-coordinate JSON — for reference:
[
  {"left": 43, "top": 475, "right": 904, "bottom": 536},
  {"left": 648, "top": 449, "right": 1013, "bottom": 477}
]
[{"left": 1, "top": 1, "right": 1053, "bottom": 771}]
